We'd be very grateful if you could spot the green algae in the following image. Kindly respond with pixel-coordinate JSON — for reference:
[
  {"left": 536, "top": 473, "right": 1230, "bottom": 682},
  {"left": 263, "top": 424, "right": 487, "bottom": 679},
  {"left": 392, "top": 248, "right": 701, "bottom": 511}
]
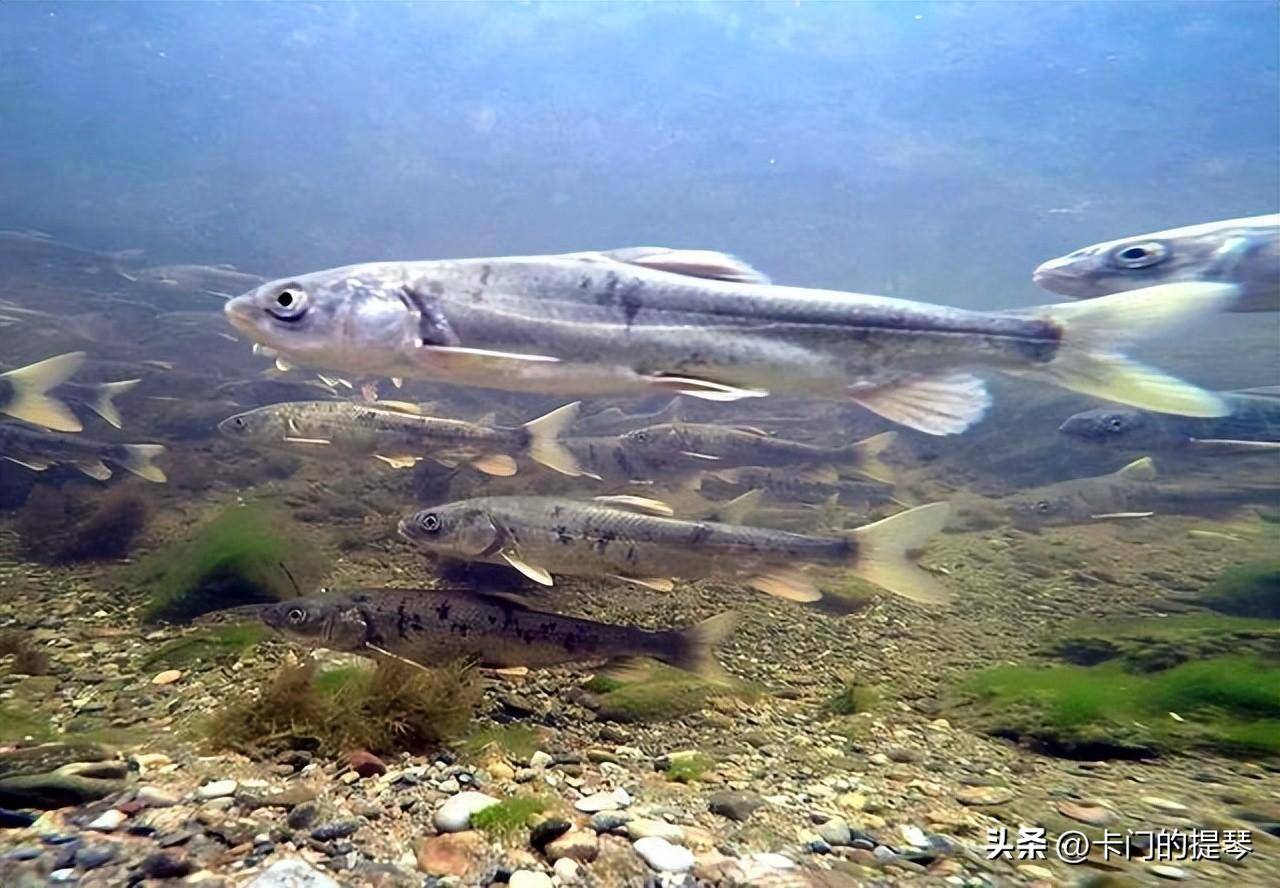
[
  {"left": 663, "top": 751, "right": 715, "bottom": 783},
  {"left": 0, "top": 704, "right": 55, "bottom": 743},
  {"left": 587, "top": 663, "right": 757, "bottom": 723},
  {"left": 470, "top": 796, "right": 549, "bottom": 840},
  {"left": 458, "top": 724, "right": 541, "bottom": 762},
  {"left": 823, "top": 677, "right": 879, "bottom": 716},
  {"left": 141, "top": 623, "right": 269, "bottom": 669},
  {"left": 1198, "top": 559, "right": 1280, "bottom": 619},
  {"left": 1047, "top": 614, "right": 1280, "bottom": 672},
  {"left": 137, "top": 500, "right": 326, "bottom": 622}
]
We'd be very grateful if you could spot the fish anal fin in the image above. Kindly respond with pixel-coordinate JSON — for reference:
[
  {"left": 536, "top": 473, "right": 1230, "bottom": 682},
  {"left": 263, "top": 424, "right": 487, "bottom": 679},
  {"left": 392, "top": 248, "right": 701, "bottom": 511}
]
[
  {"left": 848, "top": 374, "right": 991, "bottom": 436},
  {"left": 471, "top": 453, "right": 518, "bottom": 476},
  {"left": 75, "top": 459, "right": 112, "bottom": 481},
  {"left": 375, "top": 454, "right": 421, "bottom": 469},
  {"left": 1114, "top": 456, "right": 1157, "bottom": 481},
  {"left": 501, "top": 551, "right": 554, "bottom": 586},
  {"left": 748, "top": 569, "right": 822, "bottom": 603}
]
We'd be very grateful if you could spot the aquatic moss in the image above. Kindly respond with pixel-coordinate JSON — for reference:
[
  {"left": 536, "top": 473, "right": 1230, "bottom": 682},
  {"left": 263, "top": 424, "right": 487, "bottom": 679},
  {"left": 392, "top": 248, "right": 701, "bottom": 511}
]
[
  {"left": 588, "top": 664, "right": 753, "bottom": 724},
  {"left": 458, "top": 724, "right": 541, "bottom": 762},
  {"left": 0, "top": 630, "right": 50, "bottom": 676},
  {"left": 208, "top": 658, "right": 480, "bottom": 757},
  {"left": 15, "top": 485, "right": 148, "bottom": 564},
  {"left": 823, "top": 678, "right": 879, "bottom": 716},
  {"left": 1046, "top": 614, "right": 1280, "bottom": 673},
  {"left": 953, "top": 656, "right": 1280, "bottom": 759},
  {"left": 137, "top": 500, "right": 326, "bottom": 622},
  {"left": 1198, "top": 559, "right": 1280, "bottom": 619},
  {"left": 140, "top": 623, "right": 268, "bottom": 670},
  {"left": 663, "top": 752, "right": 715, "bottom": 783},
  {"left": 0, "top": 704, "right": 55, "bottom": 743},
  {"left": 469, "top": 796, "right": 549, "bottom": 840}
]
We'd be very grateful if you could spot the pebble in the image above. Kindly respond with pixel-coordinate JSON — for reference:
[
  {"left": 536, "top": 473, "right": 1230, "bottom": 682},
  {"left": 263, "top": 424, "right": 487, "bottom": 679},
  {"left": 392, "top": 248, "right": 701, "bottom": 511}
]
[
  {"left": 625, "top": 818, "right": 684, "bottom": 842},
  {"left": 574, "top": 787, "right": 631, "bottom": 813},
  {"left": 588, "top": 811, "right": 632, "bottom": 832},
  {"left": 135, "top": 786, "right": 178, "bottom": 808},
  {"left": 1149, "top": 864, "right": 1192, "bottom": 880},
  {"left": 416, "top": 831, "right": 488, "bottom": 878},
  {"left": 816, "top": 818, "right": 851, "bottom": 846},
  {"left": 553, "top": 857, "right": 581, "bottom": 883},
  {"left": 287, "top": 801, "right": 319, "bottom": 830},
  {"left": 74, "top": 846, "right": 115, "bottom": 870},
  {"left": 345, "top": 749, "right": 387, "bottom": 778},
  {"left": 487, "top": 761, "right": 516, "bottom": 781},
  {"left": 1057, "top": 801, "right": 1118, "bottom": 827},
  {"left": 310, "top": 820, "right": 361, "bottom": 841},
  {"left": 137, "top": 850, "right": 193, "bottom": 879},
  {"left": 87, "top": 809, "right": 127, "bottom": 832},
  {"left": 900, "top": 824, "right": 928, "bottom": 847},
  {"left": 433, "top": 791, "right": 500, "bottom": 832},
  {"left": 544, "top": 828, "right": 599, "bottom": 863},
  {"left": 529, "top": 751, "right": 554, "bottom": 769},
  {"left": 1142, "top": 796, "right": 1189, "bottom": 814},
  {"left": 633, "top": 836, "right": 694, "bottom": 873},
  {"left": 529, "top": 818, "right": 572, "bottom": 851},
  {"left": 151, "top": 669, "right": 182, "bottom": 685},
  {"left": 708, "top": 790, "right": 764, "bottom": 822},
  {"left": 509, "top": 870, "right": 554, "bottom": 888},
  {"left": 955, "top": 785, "right": 1014, "bottom": 806},
  {"left": 197, "top": 779, "right": 238, "bottom": 799},
  {"left": 245, "top": 858, "right": 342, "bottom": 888}
]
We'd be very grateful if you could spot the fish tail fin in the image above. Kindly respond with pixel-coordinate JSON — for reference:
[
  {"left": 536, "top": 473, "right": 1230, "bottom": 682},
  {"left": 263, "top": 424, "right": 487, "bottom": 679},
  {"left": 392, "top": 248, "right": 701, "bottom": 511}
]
[
  {"left": 1010, "top": 282, "right": 1234, "bottom": 417},
  {"left": 845, "top": 502, "right": 950, "bottom": 605},
  {"left": 84, "top": 378, "right": 141, "bottom": 429},
  {"left": 523, "top": 401, "right": 584, "bottom": 476},
  {"left": 658, "top": 611, "right": 739, "bottom": 683},
  {"left": 846, "top": 431, "right": 897, "bottom": 484},
  {"left": 0, "top": 351, "right": 86, "bottom": 431},
  {"left": 118, "top": 444, "right": 167, "bottom": 482}
]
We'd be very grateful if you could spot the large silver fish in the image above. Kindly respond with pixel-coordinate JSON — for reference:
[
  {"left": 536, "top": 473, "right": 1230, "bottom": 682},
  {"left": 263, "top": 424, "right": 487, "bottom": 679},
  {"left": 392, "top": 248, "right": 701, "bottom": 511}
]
[
  {"left": 1058, "top": 386, "right": 1280, "bottom": 454},
  {"left": 1033, "top": 214, "right": 1280, "bottom": 312},
  {"left": 258, "top": 588, "right": 737, "bottom": 680},
  {"left": 224, "top": 247, "right": 1234, "bottom": 435},
  {"left": 218, "top": 399, "right": 584, "bottom": 476},
  {"left": 398, "top": 494, "right": 950, "bottom": 605},
  {"left": 0, "top": 422, "right": 165, "bottom": 482}
]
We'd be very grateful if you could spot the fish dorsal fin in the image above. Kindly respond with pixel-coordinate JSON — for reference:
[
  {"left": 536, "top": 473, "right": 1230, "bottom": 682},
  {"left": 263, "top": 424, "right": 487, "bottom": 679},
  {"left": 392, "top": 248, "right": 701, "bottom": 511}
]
[
  {"left": 1114, "top": 456, "right": 1157, "bottom": 481},
  {"left": 375, "top": 400, "right": 423, "bottom": 415},
  {"left": 715, "top": 489, "right": 764, "bottom": 525},
  {"left": 600, "top": 247, "right": 771, "bottom": 285},
  {"left": 501, "top": 551, "right": 554, "bottom": 586},
  {"left": 593, "top": 495, "right": 674, "bottom": 517}
]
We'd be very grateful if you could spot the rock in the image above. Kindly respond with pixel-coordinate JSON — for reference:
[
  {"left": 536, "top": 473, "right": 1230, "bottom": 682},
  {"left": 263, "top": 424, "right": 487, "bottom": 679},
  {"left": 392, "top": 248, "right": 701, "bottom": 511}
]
[
  {"left": 433, "top": 791, "right": 500, "bottom": 832},
  {"left": 509, "top": 870, "right": 554, "bottom": 888},
  {"left": 817, "top": 818, "right": 852, "bottom": 846},
  {"left": 633, "top": 836, "right": 694, "bottom": 873},
  {"left": 137, "top": 850, "right": 192, "bottom": 880},
  {"left": 574, "top": 787, "right": 631, "bottom": 813},
  {"left": 245, "top": 858, "right": 342, "bottom": 888},
  {"left": 310, "top": 820, "right": 361, "bottom": 841},
  {"left": 708, "top": 790, "right": 764, "bottom": 822},
  {"left": 416, "top": 831, "right": 488, "bottom": 879},
  {"left": 529, "top": 817, "right": 572, "bottom": 851},
  {"left": 625, "top": 818, "right": 684, "bottom": 842},
  {"left": 1019, "top": 864, "right": 1055, "bottom": 880},
  {"left": 553, "top": 857, "right": 580, "bottom": 884},
  {"left": 197, "top": 779, "right": 238, "bottom": 799},
  {"left": 150, "top": 670, "right": 182, "bottom": 685},
  {"left": 588, "top": 811, "right": 632, "bottom": 832},
  {"left": 87, "top": 809, "right": 126, "bottom": 831},
  {"left": 74, "top": 846, "right": 115, "bottom": 870},
  {"left": 1057, "top": 801, "right": 1118, "bottom": 827},
  {"left": 885, "top": 746, "right": 922, "bottom": 763},
  {"left": 1149, "top": 864, "right": 1192, "bottom": 880},
  {"left": 287, "top": 801, "right": 319, "bottom": 830},
  {"left": 244, "top": 785, "right": 318, "bottom": 810},
  {"left": 955, "top": 786, "right": 1014, "bottom": 806},
  {"left": 544, "top": 828, "right": 599, "bottom": 863},
  {"left": 900, "top": 824, "right": 928, "bottom": 847},
  {"left": 1142, "top": 796, "right": 1189, "bottom": 814},
  {"left": 487, "top": 761, "right": 516, "bottom": 781},
  {"left": 135, "top": 785, "right": 178, "bottom": 808},
  {"left": 345, "top": 750, "right": 387, "bottom": 779},
  {"left": 529, "top": 751, "right": 554, "bottom": 769}
]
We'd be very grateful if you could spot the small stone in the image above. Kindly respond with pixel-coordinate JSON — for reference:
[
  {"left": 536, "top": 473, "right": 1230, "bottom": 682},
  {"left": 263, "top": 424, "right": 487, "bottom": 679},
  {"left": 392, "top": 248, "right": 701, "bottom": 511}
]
[
  {"left": 245, "top": 858, "right": 342, "bottom": 888},
  {"left": 817, "top": 818, "right": 852, "bottom": 846},
  {"left": 74, "top": 846, "right": 115, "bottom": 870},
  {"left": 135, "top": 786, "right": 178, "bottom": 808},
  {"left": 1057, "top": 801, "right": 1118, "bottom": 827},
  {"left": 310, "top": 820, "right": 361, "bottom": 841},
  {"left": 151, "top": 670, "right": 182, "bottom": 685},
  {"left": 955, "top": 785, "right": 1014, "bottom": 806},
  {"left": 509, "top": 870, "right": 554, "bottom": 888},
  {"left": 529, "top": 818, "right": 572, "bottom": 851},
  {"left": 345, "top": 749, "right": 387, "bottom": 778},
  {"left": 197, "top": 779, "right": 238, "bottom": 799},
  {"left": 416, "top": 830, "right": 488, "bottom": 878},
  {"left": 574, "top": 787, "right": 630, "bottom": 813},
  {"left": 529, "top": 750, "right": 554, "bottom": 769},
  {"left": 900, "top": 824, "right": 928, "bottom": 847},
  {"left": 633, "top": 836, "right": 694, "bottom": 873},
  {"left": 287, "top": 801, "right": 319, "bottom": 830},
  {"left": 137, "top": 850, "right": 192, "bottom": 880},
  {"left": 1019, "top": 864, "right": 1055, "bottom": 880},
  {"left": 487, "top": 761, "right": 516, "bottom": 781},
  {"left": 1142, "top": 796, "right": 1189, "bottom": 814},
  {"left": 437, "top": 778, "right": 461, "bottom": 794},
  {"left": 554, "top": 857, "right": 581, "bottom": 883},
  {"left": 1149, "top": 864, "right": 1192, "bottom": 880},
  {"left": 433, "top": 790, "right": 500, "bottom": 832},
  {"left": 545, "top": 828, "right": 599, "bottom": 863},
  {"left": 87, "top": 809, "right": 127, "bottom": 832},
  {"left": 588, "top": 811, "right": 632, "bottom": 833},
  {"left": 708, "top": 790, "right": 764, "bottom": 822},
  {"left": 625, "top": 818, "right": 684, "bottom": 842}
]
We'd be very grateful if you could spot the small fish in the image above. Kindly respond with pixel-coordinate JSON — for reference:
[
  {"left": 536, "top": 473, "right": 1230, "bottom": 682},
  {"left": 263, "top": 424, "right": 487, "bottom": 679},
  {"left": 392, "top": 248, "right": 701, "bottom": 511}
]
[
  {"left": 618, "top": 423, "right": 896, "bottom": 484},
  {"left": 996, "top": 457, "right": 1160, "bottom": 530},
  {"left": 695, "top": 464, "right": 897, "bottom": 509},
  {"left": 398, "top": 495, "right": 950, "bottom": 605},
  {"left": 126, "top": 263, "right": 267, "bottom": 300},
  {"left": 573, "top": 397, "right": 687, "bottom": 435},
  {"left": 224, "top": 248, "right": 1234, "bottom": 435},
  {"left": 218, "top": 399, "right": 585, "bottom": 477},
  {"left": 0, "top": 352, "right": 86, "bottom": 432},
  {"left": 258, "top": 587, "right": 737, "bottom": 680},
  {"left": 1033, "top": 214, "right": 1280, "bottom": 312},
  {"left": 0, "top": 422, "right": 166, "bottom": 482},
  {"left": 1059, "top": 387, "right": 1280, "bottom": 453}
]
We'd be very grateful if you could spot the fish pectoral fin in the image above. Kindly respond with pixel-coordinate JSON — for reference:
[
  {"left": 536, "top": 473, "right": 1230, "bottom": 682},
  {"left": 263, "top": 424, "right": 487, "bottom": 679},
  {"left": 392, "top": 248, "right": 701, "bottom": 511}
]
[
  {"left": 680, "top": 451, "right": 721, "bottom": 461},
  {"left": 1189, "top": 438, "right": 1280, "bottom": 453},
  {"left": 391, "top": 377, "right": 404, "bottom": 388},
  {"left": 592, "top": 495, "right": 675, "bottom": 517},
  {"left": 1113, "top": 456, "right": 1158, "bottom": 481},
  {"left": 715, "top": 489, "right": 764, "bottom": 524},
  {"left": 470, "top": 453, "right": 518, "bottom": 476},
  {"left": 4, "top": 456, "right": 53, "bottom": 471},
  {"left": 283, "top": 436, "right": 332, "bottom": 445},
  {"left": 729, "top": 425, "right": 770, "bottom": 437},
  {"left": 374, "top": 454, "right": 421, "bottom": 469},
  {"left": 374, "top": 400, "right": 423, "bottom": 414},
  {"left": 275, "top": 357, "right": 294, "bottom": 372},
  {"left": 847, "top": 374, "right": 991, "bottom": 436},
  {"left": 365, "top": 643, "right": 431, "bottom": 672},
  {"left": 501, "top": 551, "right": 554, "bottom": 586},
  {"left": 74, "top": 459, "right": 113, "bottom": 481},
  {"left": 611, "top": 575, "right": 676, "bottom": 592},
  {"left": 1091, "top": 511, "right": 1155, "bottom": 520},
  {"left": 600, "top": 247, "right": 771, "bottom": 285},
  {"left": 643, "top": 374, "right": 769, "bottom": 402},
  {"left": 747, "top": 569, "right": 822, "bottom": 603},
  {"left": 415, "top": 344, "right": 561, "bottom": 368}
]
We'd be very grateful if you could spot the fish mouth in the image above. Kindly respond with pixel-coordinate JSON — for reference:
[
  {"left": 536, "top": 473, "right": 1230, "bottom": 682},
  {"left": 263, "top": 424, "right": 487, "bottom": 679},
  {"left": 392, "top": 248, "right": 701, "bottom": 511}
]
[
  {"left": 396, "top": 518, "right": 414, "bottom": 541},
  {"left": 223, "top": 295, "right": 260, "bottom": 336}
]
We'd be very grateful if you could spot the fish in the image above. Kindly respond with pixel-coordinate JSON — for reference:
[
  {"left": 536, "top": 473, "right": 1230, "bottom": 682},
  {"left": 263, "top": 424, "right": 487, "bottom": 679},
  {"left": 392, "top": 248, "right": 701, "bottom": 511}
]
[
  {"left": 0, "top": 422, "right": 166, "bottom": 482},
  {"left": 992, "top": 456, "right": 1160, "bottom": 530},
  {"left": 0, "top": 229, "right": 143, "bottom": 276},
  {"left": 125, "top": 263, "right": 267, "bottom": 301},
  {"left": 618, "top": 423, "right": 896, "bottom": 484},
  {"left": 573, "top": 397, "right": 687, "bottom": 435},
  {"left": 218, "top": 399, "right": 585, "bottom": 477},
  {"left": 696, "top": 465, "right": 898, "bottom": 509},
  {"left": 1058, "top": 386, "right": 1280, "bottom": 453},
  {"left": 398, "top": 495, "right": 951, "bottom": 605},
  {"left": 223, "top": 247, "right": 1234, "bottom": 436},
  {"left": 256, "top": 587, "right": 738, "bottom": 680},
  {"left": 1033, "top": 214, "right": 1280, "bottom": 312},
  {"left": 0, "top": 360, "right": 141, "bottom": 430},
  {"left": 0, "top": 352, "right": 87, "bottom": 432}
]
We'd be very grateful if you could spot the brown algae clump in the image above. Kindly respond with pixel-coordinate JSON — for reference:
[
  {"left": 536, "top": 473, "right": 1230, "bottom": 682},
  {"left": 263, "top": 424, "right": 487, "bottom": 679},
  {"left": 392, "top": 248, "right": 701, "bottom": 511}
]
[
  {"left": 0, "top": 629, "right": 51, "bottom": 676},
  {"left": 209, "top": 658, "right": 480, "bottom": 757},
  {"left": 16, "top": 485, "right": 149, "bottom": 563}
]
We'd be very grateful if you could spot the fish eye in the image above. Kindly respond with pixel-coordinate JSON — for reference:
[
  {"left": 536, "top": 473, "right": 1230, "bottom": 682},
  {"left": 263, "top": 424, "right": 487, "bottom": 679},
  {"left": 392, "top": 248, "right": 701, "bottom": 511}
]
[
  {"left": 1110, "top": 241, "right": 1167, "bottom": 269},
  {"left": 419, "top": 513, "right": 441, "bottom": 533},
  {"left": 287, "top": 607, "right": 306, "bottom": 624},
  {"left": 1035, "top": 500, "right": 1051, "bottom": 513},
  {"left": 267, "top": 286, "right": 308, "bottom": 321},
  {"left": 233, "top": 417, "right": 246, "bottom": 428},
  {"left": 1108, "top": 417, "right": 1124, "bottom": 431}
]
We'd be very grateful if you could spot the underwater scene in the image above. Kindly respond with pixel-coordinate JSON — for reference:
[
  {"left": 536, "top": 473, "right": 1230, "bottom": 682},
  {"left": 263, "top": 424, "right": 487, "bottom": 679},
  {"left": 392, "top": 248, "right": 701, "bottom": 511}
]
[{"left": 1, "top": 2, "right": 1278, "bottom": 886}]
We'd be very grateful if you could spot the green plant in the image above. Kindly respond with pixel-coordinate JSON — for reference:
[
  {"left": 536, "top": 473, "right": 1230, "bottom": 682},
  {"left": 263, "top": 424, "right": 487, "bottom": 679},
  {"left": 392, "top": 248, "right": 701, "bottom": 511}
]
[
  {"left": 458, "top": 724, "right": 541, "bottom": 762},
  {"left": 470, "top": 796, "right": 548, "bottom": 840},
  {"left": 823, "top": 678, "right": 879, "bottom": 716},
  {"left": 141, "top": 624, "right": 269, "bottom": 670},
  {"left": 663, "top": 752, "right": 714, "bottom": 783}
]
